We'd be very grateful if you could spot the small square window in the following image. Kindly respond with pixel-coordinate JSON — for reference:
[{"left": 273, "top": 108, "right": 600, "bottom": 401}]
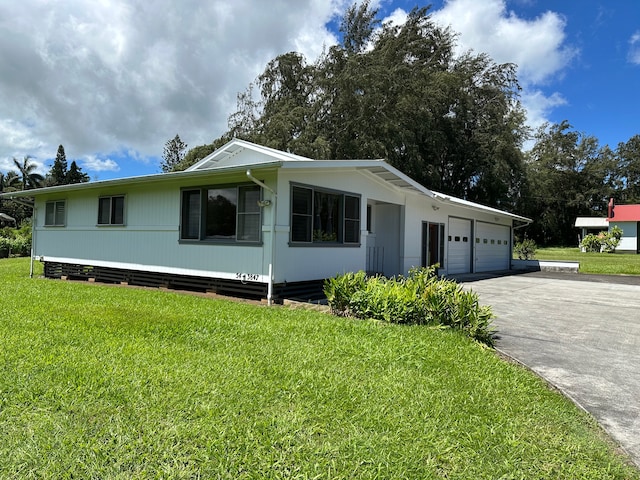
[
  {"left": 98, "top": 195, "right": 125, "bottom": 225},
  {"left": 45, "top": 200, "right": 65, "bottom": 226}
]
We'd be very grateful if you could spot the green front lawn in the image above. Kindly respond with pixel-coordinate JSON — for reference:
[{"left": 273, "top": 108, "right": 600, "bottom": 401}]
[
  {"left": 534, "top": 247, "right": 640, "bottom": 275},
  {"left": 0, "top": 258, "right": 637, "bottom": 478}
]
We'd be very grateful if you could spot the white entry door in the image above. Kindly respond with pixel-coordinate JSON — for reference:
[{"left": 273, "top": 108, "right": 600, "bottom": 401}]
[
  {"left": 448, "top": 218, "right": 472, "bottom": 274},
  {"left": 476, "top": 222, "right": 511, "bottom": 272}
]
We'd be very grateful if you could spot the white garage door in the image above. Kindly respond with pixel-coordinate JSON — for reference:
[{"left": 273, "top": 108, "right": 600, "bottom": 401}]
[
  {"left": 448, "top": 218, "right": 472, "bottom": 274},
  {"left": 476, "top": 222, "right": 511, "bottom": 272}
]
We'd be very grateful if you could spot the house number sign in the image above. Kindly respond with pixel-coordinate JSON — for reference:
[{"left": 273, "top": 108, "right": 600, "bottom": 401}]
[{"left": 236, "top": 272, "right": 260, "bottom": 283}]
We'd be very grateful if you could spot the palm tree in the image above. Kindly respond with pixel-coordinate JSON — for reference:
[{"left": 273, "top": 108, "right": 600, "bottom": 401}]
[
  {"left": 0, "top": 171, "right": 20, "bottom": 193},
  {"left": 12, "top": 156, "right": 44, "bottom": 190}
]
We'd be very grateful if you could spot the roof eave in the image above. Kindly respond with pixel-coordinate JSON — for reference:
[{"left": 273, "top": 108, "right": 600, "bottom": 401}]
[{"left": 0, "top": 161, "right": 283, "bottom": 199}]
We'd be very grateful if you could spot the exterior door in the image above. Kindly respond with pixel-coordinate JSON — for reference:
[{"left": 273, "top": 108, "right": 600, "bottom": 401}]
[
  {"left": 421, "top": 222, "right": 445, "bottom": 270},
  {"left": 448, "top": 218, "right": 472, "bottom": 274}
]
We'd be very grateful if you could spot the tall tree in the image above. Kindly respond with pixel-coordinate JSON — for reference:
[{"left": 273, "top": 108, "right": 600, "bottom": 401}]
[
  {"left": 12, "top": 156, "right": 44, "bottom": 190},
  {"left": 48, "top": 144, "right": 68, "bottom": 186},
  {"left": 161, "top": 134, "right": 188, "bottom": 173},
  {"left": 66, "top": 160, "right": 90, "bottom": 184},
  {"left": 340, "top": 0, "right": 380, "bottom": 54},
  {"left": 221, "top": 4, "right": 527, "bottom": 209},
  {"left": 518, "top": 121, "right": 615, "bottom": 245},
  {"left": 0, "top": 171, "right": 20, "bottom": 193},
  {"left": 616, "top": 135, "right": 640, "bottom": 203}
]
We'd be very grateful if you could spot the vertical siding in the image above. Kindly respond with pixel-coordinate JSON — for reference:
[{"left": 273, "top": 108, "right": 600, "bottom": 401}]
[{"left": 34, "top": 176, "right": 267, "bottom": 278}]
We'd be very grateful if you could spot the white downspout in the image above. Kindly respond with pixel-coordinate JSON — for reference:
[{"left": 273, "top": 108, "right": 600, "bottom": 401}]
[{"left": 246, "top": 169, "right": 277, "bottom": 306}]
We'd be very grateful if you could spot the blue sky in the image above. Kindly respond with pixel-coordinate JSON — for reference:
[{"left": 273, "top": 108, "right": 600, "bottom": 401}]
[{"left": 0, "top": 0, "right": 638, "bottom": 181}]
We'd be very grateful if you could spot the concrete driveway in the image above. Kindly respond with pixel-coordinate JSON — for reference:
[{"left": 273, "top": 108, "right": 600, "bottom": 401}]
[{"left": 459, "top": 271, "right": 640, "bottom": 467}]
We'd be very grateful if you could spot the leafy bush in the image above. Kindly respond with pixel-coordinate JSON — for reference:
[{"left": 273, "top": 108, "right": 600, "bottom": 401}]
[
  {"left": 323, "top": 270, "right": 366, "bottom": 316},
  {"left": 580, "top": 226, "right": 622, "bottom": 253},
  {"left": 0, "top": 237, "right": 9, "bottom": 258},
  {"left": 324, "top": 266, "right": 495, "bottom": 346},
  {"left": 0, "top": 219, "right": 31, "bottom": 257},
  {"left": 514, "top": 238, "right": 537, "bottom": 260}
]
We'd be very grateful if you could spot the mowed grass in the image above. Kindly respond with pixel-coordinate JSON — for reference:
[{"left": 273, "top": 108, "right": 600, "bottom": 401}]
[
  {"left": 534, "top": 247, "right": 640, "bottom": 275},
  {"left": 0, "top": 258, "right": 637, "bottom": 479}
]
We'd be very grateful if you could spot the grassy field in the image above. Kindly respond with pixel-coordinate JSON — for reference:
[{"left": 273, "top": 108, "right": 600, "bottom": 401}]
[
  {"left": 534, "top": 247, "right": 640, "bottom": 275},
  {"left": 1, "top": 258, "right": 638, "bottom": 479}
]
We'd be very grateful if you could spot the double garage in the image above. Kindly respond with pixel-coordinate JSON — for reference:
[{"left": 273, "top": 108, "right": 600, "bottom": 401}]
[{"left": 447, "top": 218, "right": 511, "bottom": 274}]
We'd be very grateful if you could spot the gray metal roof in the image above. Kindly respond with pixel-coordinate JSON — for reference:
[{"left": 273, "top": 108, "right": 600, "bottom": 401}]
[{"left": 0, "top": 138, "right": 531, "bottom": 223}]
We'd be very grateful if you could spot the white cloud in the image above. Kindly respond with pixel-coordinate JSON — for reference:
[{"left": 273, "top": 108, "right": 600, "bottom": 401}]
[
  {"left": 520, "top": 90, "right": 567, "bottom": 131},
  {"left": 81, "top": 155, "right": 120, "bottom": 172},
  {"left": 0, "top": 0, "right": 344, "bottom": 175},
  {"left": 629, "top": 31, "right": 640, "bottom": 65},
  {"left": 422, "top": 0, "right": 575, "bottom": 135},
  {"left": 431, "top": 0, "right": 576, "bottom": 86}
]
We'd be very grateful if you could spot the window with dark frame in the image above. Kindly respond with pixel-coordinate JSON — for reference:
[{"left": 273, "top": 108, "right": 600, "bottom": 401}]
[
  {"left": 44, "top": 200, "right": 66, "bottom": 226},
  {"left": 180, "top": 184, "right": 262, "bottom": 243},
  {"left": 290, "top": 184, "right": 361, "bottom": 245},
  {"left": 98, "top": 195, "right": 125, "bottom": 225}
]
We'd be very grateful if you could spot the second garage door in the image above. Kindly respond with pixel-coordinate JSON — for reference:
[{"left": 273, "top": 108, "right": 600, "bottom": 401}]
[{"left": 476, "top": 222, "right": 511, "bottom": 272}]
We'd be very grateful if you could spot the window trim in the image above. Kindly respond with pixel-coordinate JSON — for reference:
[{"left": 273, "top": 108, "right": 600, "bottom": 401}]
[
  {"left": 289, "top": 183, "right": 361, "bottom": 247},
  {"left": 44, "top": 200, "right": 66, "bottom": 227},
  {"left": 97, "top": 195, "right": 126, "bottom": 226},
  {"left": 179, "top": 183, "right": 263, "bottom": 244}
]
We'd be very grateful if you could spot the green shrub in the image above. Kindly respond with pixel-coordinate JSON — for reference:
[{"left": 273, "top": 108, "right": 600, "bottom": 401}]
[
  {"left": 325, "top": 267, "right": 495, "bottom": 346},
  {"left": 514, "top": 238, "right": 537, "bottom": 260},
  {"left": 0, "top": 237, "right": 9, "bottom": 258},
  {"left": 9, "top": 235, "right": 31, "bottom": 256},
  {"left": 0, "top": 220, "right": 31, "bottom": 257},
  {"left": 323, "top": 270, "right": 366, "bottom": 316},
  {"left": 580, "top": 227, "right": 622, "bottom": 253}
]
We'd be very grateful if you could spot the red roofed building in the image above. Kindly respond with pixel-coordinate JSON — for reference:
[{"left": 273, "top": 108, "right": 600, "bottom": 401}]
[{"left": 607, "top": 199, "right": 640, "bottom": 253}]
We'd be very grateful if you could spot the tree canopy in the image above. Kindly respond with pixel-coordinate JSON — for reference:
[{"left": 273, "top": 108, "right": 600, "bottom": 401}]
[
  {"left": 170, "top": 2, "right": 639, "bottom": 248},
  {"left": 49, "top": 145, "right": 68, "bottom": 186},
  {"left": 216, "top": 4, "right": 528, "bottom": 210},
  {"left": 161, "top": 134, "right": 188, "bottom": 173}
]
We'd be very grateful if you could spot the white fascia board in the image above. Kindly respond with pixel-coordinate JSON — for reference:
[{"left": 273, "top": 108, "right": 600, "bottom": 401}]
[
  {"left": 435, "top": 194, "right": 532, "bottom": 223},
  {"left": 187, "top": 138, "right": 311, "bottom": 171},
  {"left": 37, "top": 256, "right": 270, "bottom": 284}
]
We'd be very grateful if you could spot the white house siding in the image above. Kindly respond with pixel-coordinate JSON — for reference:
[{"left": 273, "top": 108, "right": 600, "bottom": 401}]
[
  {"left": 34, "top": 175, "right": 269, "bottom": 280},
  {"left": 273, "top": 168, "right": 373, "bottom": 283},
  {"left": 611, "top": 221, "right": 638, "bottom": 252}
]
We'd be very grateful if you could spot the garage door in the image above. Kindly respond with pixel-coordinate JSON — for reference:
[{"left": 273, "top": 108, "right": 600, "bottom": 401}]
[
  {"left": 476, "top": 222, "right": 511, "bottom": 272},
  {"left": 448, "top": 218, "right": 472, "bottom": 274}
]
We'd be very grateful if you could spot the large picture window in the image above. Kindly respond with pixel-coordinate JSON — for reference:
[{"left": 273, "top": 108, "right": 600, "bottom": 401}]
[
  {"left": 180, "top": 184, "right": 261, "bottom": 243},
  {"left": 98, "top": 195, "right": 125, "bottom": 225},
  {"left": 290, "top": 184, "right": 360, "bottom": 245},
  {"left": 44, "top": 200, "right": 66, "bottom": 226}
]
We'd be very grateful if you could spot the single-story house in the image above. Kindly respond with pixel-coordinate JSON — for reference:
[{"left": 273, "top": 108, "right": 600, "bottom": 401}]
[
  {"left": 1, "top": 139, "right": 531, "bottom": 302},
  {"left": 574, "top": 216, "right": 609, "bottom": 244},
  {"left": 574, "top": 199, "right": 640, "bottom": 254}
]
